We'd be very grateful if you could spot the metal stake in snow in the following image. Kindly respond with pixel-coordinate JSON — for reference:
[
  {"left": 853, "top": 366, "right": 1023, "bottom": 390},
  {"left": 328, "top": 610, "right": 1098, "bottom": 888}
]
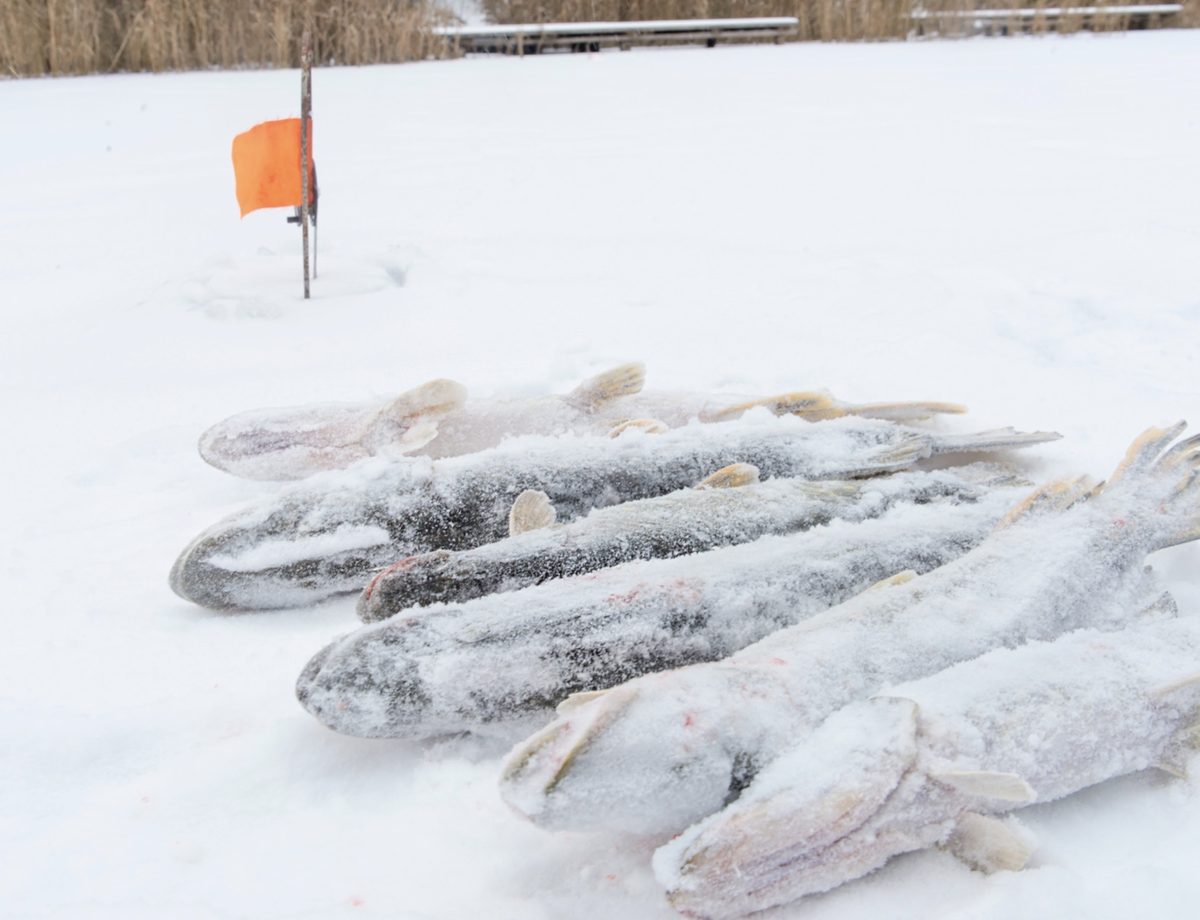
[{"left": 300, "top": 29, "right": 313, "bottom": 299}]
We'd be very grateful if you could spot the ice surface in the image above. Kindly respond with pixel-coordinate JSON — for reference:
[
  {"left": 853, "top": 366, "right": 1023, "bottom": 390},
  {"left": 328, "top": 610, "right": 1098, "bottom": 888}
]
[{"left": 5, "top": 31, "right": 1200, "bottom": 920}]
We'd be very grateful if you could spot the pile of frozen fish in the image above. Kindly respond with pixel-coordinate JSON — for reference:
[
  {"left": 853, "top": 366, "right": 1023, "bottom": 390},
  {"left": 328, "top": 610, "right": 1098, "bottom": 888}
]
[{"left": 171, "top": 363, "right": 1200, "bottom": 919}]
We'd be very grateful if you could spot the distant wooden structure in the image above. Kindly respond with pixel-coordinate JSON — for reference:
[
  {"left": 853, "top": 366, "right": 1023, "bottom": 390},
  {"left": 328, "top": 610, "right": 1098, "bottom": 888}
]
[
  {"left": 909, "top": 4, "right": 1183, "bottom": 35},
  {"left": 437, "top": 17, "right": 800, "bottom": 55}
]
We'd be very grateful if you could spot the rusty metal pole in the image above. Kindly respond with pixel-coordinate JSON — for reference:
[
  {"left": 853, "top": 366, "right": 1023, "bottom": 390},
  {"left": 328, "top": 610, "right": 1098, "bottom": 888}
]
[{"left": 300, "top": 28, "right": 312, "bottom": 299}]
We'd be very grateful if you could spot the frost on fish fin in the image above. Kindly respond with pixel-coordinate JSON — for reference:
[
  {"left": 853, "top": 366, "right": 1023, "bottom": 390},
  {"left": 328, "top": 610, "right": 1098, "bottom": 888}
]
[
  {"left": 929, "top": 427, "right": 1063, "bottom": 456},
  {"left": 567, "top": 362, "right": 646, "bottom": 412},
  {"left": 843, "top": 400, "right": 968, "bottom": 421},
  {"left": 717, "top": 390, "right": 838, "bottom": 420},
  {"left": 509, "top": 490, "right": 557, "bottom": 537},
  {"left": 1104, "top": 422, "right": 1189, "bottom": 491},
  {"left": 608, "top": 418, "right": 669, "bottom": 437},
  {"left": 930, "top": 770, "right": 1037, "bottom": 803},
  {"left": 862, "top": 570, "right": 918, "bottom": 593},
  {"left": 1138, "top": 590, "right": 1178, "bottom": 621},
  {"left": 381, "top": 378, "right": 468, "bottom": 426},
  {"left": 556, "top": 688, "right": 610, "bottom": 715},
  {"left": 995, "top": 475, "right": 1101, "bottom": 531},
  {"left": 1156, "top": 720, "right": 1200, "bottom": 778},
  {"left": 945, "top": 813, "right": 1037, "bottom": 874},
  {"left": 696, "top": 463, "right": 761, "bottom": 490}
]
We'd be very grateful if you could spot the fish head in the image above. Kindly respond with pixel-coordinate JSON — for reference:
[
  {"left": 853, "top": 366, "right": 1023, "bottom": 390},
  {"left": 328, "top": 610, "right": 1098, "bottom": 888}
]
[
  {"left": 659, "top": 696, "right": 924, "bottom": 917},
  {"left": 295, "top": 622, "right": 431, "bottom": 739},
  {"left": 499, "top": 663, "right": 803, "bottom": 837}
]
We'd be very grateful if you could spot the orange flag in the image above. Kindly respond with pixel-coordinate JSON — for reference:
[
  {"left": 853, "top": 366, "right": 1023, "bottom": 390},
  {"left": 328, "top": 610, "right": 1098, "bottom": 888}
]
[{"left": 231, "top": 118, "right": 314, "bottom": 217}]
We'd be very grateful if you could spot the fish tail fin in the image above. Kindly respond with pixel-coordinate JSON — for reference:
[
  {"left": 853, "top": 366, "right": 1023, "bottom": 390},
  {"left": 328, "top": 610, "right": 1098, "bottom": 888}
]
[
  {"left": 928, "top": 427, "right": 1062, "bottom": 456},
  {"left": 1097, "top": 423, "right": 1200, "bottom": 551},
  {"left": 842, "top": 400, "right": 968, "bottom": 421},
  {"left": 567, "top": 362, "right": 646, "bottom": 412}
]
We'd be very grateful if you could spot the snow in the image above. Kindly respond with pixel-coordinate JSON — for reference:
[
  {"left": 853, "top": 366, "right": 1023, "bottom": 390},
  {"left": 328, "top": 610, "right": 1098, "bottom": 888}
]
[{"left": 3, "top": 29, "right": 1200, "bottom": 920}]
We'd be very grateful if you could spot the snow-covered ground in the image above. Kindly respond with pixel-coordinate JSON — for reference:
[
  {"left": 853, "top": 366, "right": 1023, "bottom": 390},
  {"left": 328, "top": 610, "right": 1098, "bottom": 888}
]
[{"left": 2, "top": 30, "right": 1199, "bottom": 920}]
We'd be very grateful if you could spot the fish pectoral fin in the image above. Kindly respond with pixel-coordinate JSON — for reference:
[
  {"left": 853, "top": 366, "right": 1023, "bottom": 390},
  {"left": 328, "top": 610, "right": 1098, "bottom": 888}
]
[
  {"left": 568, "top": 362, "right": 646, "bottom": 412},
  {"left": 556, "top": 688, "right": 610, "bottom": 715},
  {"left": 695, "top": 463, "right": 760, "bottom": 490},
  {"left": 944, "top": 812, "right": 1037, "bottom": 874},
  {"left": 995, "top": 475, "right": 1102, "bottom": 531},
  {"left": 396, "top": 420, "right": 441, "bottom": 453},
  {"left": 608, "top": 418, "right": 669, "bottom": 437},
  {"left": 930, "top": 770, "right": 1037, "bottom": 803},
  {"left": 716, "top": 390, "right": 838, "bottom": 420},
  {"left": 509, "top": 490, "right": 557, "bottom": 536}
]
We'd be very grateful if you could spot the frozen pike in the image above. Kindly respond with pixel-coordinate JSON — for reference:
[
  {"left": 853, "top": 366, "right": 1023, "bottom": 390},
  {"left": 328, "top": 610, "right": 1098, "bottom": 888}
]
[
  {"left": 658, "top": 608, "right": 1200, "bottom": 919},
  {"left": 499, "top": 424, "right": 1200, "bottom": 837},
  {"left": 357, "top": 464, "right": 1027, "bottom": 620},
  {"left": 297, "top": 484, "right": 1024, "bottom": 740},
  {"left": 198, "top": 362, "right": 967, "bottom": 480},
  {"left": 171, "top": 414, "right": 1057, "bottom": 610}
]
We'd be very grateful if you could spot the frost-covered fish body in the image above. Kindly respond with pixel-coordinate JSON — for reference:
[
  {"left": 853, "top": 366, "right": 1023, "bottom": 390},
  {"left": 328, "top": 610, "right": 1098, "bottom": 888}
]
[
  {"left": 499, "top": 425, "right": 1200, "bottom": 837},
  {"left": 658, "top": 610, "right": 1200, "bottom": 919},
  {"left": 358, "top": 465, "right": 1026, "bottom": 619},
  {"left": 171, "top": 415, "right": 1056, "bottom": 610},
  {"left": 297, "top": 488, "right": 1021, "bottom": 740},
  {"left": 198, "top": 362, "right": 969, "bottom": 480}
]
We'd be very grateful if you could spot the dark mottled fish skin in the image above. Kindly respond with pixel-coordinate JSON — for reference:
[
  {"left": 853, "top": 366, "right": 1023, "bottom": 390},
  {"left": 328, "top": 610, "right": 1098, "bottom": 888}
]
[
  {"left": 357, "top": 466, "right": 1028, "bottom": 621},
  {"left": 170, "top": 416, "right": 1057, "bottom": 611},
  {"left": 296, "top": 491, "right": 1020, "bottom": 741}
]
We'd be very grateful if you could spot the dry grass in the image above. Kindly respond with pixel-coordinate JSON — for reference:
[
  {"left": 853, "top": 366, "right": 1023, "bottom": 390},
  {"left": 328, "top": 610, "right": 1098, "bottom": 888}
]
[
  {"left": 481, "top": 0, "right": 1196, "bottom": 40},
  {"left": 1, "top": 0, "right": 458, "bottom": 77}
]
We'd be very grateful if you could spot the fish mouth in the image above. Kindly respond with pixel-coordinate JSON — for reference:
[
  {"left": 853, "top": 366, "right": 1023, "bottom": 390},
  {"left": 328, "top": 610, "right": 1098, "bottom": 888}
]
[{"left": 499, "top": 685, "right": 640, "bottom": 822}]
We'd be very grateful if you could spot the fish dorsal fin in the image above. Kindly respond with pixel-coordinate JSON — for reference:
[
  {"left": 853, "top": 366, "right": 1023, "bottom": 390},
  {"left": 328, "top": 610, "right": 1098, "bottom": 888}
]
[
  {"left": 509, "top": 490, "right": 557, "bottom": 537},
  {"left": 717, "top": 390, "right": 838, "bottom": 420},
  {"left": 696, "top": 463, "right": 760, "bottom": 490},
  {"left": 608, "top": 418, "right": 669, "bottom": 437},
  {"left": 995, "top": 475, "right": 1101, "bottom": 531},
  {"left": 555, "top": 688, "right": 610, "bottom": 715},
  {"left": 930, "top": 770, "right": 1037, "bottom": 803},
  {"left": 382, "top": 378, "right": 468, "bottom": 425},
  {"left": 567, "top": 363, "right": 646, "bottom": 412},
  {"left": 846, "top": 400, "right": 968, "bottom": 421},
  {"left": 944, "top": 812, "right": 1037, "bottom": 873},
  {"left": 863, "top": 570, "right": 918, "bottom": 593}
]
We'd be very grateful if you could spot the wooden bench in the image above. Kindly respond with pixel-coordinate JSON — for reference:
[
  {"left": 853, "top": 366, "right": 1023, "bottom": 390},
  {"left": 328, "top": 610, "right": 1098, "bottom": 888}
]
[
  {"left": 908, "top": 4, "right": 1183, "bottom": 35},
  {"left": 436, "top": 18, "right": 801, "bottom": 55}
]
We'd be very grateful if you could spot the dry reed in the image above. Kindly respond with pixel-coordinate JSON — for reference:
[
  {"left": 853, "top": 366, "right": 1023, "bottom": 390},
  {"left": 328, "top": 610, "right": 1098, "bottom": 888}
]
[{"left": 1, "top": 0, "right": 458, "bottom": 77}]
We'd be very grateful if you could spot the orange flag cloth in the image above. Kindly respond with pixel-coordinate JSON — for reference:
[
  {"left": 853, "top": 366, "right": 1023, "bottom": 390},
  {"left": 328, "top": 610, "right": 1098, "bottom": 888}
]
[{"left": 232, "top": 118, "right": 314, "bottom": 217}]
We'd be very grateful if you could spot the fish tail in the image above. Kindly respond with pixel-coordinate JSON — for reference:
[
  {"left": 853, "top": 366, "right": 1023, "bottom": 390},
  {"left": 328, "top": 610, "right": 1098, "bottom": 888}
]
[{"left": 1098, "top": 423, "right": 1200, "bottom": 551}]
